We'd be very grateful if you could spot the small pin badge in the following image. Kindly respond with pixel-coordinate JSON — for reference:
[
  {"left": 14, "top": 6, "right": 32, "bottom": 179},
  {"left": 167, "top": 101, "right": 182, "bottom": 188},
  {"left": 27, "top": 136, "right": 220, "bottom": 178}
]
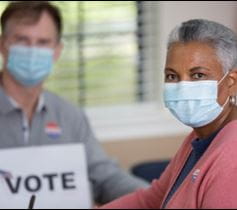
[
  {"left": 45, "top": 122, "right": 62, "bottom": 140},
  {"left": 192, "top": 169, "right": 200, "bottom": 182}
]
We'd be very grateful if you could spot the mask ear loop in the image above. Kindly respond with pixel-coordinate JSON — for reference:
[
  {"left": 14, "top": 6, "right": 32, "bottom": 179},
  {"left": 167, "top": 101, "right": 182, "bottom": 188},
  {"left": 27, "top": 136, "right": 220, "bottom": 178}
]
[
  {"left": 222, "top": 96, "right": 230, "bottom": 108},
  {"left": 217, "top": 72, "right": 230, "bottom": 108},
  {"left": 218, "top": 72, "right": 229, "bottom": 85}
]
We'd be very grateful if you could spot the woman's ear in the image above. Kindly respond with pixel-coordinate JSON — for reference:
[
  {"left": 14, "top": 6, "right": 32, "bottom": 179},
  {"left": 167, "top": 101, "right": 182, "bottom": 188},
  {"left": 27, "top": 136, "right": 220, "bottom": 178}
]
[{"left": 228, "top": 70, "right": 237, "bottom": 96}]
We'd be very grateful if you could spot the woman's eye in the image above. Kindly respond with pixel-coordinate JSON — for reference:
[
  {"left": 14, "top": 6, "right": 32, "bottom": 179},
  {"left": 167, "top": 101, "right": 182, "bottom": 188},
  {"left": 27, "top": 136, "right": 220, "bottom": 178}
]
[
  {"left": 166, "top": 74, "right": 178, "bottom": 81},
  {"left": 192, "top": 73, "right": 206, "bottom": 80}
]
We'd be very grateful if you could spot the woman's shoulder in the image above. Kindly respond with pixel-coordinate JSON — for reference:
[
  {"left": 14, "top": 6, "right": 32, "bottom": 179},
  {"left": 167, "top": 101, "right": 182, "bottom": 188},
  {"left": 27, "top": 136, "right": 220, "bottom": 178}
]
[
  {"left": 215, "top": 120, "right": 237, "bottom": 146},
  {"left": 209, "top": 120, "right": 237, "bottom": 163}
]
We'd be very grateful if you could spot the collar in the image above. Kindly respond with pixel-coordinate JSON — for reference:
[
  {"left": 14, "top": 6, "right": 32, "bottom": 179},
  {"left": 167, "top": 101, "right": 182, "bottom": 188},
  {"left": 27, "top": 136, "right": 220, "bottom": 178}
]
[
  {"left": 191, "top": 129, "right": 220, "bottom": 159},
  {"left": 0, "top": 86, "right": 47, "bottom": 114}
]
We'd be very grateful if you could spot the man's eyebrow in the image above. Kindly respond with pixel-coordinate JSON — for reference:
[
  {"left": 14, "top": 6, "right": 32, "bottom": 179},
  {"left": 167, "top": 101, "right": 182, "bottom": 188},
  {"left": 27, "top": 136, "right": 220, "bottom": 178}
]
[
  {"left": 37, "top": 38, "right": 52, "bottom": 43},
  {"left": 14, "top": 34, "right": 28, "bottom": 39}
]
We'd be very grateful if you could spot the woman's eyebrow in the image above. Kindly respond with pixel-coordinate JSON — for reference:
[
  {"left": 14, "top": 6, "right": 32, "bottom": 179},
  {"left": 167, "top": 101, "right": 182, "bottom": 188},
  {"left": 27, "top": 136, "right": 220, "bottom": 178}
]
[
  {"left": 190, "top": 66, "right": 211, "bottom": 72},
  {"left": 165, "top": 66, "right": 211, "bottom": 73},
  {"left": 165, "top": 67, "right": 177, "bottom": 73}
]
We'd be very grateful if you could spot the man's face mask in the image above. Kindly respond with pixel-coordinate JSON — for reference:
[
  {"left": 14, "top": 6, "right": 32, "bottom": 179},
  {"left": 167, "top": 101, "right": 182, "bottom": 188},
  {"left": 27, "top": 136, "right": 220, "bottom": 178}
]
[
  {"left": 163, "top": 73, "right": 229, "bottom": 128},
  {"left": 7, "top": 45, "right": 54, "bottom": 87}
]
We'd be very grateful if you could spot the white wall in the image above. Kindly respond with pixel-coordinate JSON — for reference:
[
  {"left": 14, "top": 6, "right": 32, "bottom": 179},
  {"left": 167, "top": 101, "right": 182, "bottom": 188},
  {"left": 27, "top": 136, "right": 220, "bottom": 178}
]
[{"left": 157, "top": 1, "right": 237, "bottom": 74}]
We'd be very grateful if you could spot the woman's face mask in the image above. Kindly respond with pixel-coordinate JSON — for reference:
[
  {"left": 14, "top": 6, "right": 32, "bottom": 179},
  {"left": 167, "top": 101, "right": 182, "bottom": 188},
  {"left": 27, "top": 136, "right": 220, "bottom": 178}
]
[
  {"left": 6, "top": 45, "right": 54, "bottom": 87},
  {"left": 164, "top": 73, "right": 229, "bottom": 128}
]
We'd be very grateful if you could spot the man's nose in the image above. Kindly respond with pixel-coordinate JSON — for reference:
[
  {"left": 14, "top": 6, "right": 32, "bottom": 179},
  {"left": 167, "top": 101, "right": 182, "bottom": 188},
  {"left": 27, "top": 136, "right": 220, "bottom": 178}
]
[{"left": 24, "top": 39, "right": 39, "bottom": 47}]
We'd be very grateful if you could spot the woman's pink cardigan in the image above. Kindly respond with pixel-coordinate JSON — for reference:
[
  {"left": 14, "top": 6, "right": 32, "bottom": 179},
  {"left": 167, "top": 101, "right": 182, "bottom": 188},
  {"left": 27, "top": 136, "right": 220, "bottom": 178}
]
[{"left": 101, "top": 120, "right": 237, "bottom": 209}]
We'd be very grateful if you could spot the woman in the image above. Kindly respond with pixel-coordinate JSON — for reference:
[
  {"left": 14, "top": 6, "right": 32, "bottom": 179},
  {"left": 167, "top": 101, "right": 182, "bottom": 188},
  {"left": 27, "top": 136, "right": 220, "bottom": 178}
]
[{"left": 100, "top": 19, "right": 237, "bottom": 209}]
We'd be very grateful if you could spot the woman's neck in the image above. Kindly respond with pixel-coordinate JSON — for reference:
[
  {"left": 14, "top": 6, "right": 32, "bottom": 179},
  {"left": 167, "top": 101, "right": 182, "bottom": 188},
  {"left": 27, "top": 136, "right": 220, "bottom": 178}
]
[{"left": 194, "top": 104, "right": 237, "bottom": 139}]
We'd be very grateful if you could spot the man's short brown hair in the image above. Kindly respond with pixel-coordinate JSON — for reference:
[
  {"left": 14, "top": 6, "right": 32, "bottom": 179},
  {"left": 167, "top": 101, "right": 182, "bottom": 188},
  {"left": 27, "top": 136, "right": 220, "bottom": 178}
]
[{"left": 1, "top": 1, "right": 62, "bottom": 40}]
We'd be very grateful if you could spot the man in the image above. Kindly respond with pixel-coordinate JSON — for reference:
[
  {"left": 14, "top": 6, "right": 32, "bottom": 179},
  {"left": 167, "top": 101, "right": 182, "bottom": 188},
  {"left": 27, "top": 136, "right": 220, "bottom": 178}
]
[{"left": 0, "top": 1, "right": 148, "bottom": 204}]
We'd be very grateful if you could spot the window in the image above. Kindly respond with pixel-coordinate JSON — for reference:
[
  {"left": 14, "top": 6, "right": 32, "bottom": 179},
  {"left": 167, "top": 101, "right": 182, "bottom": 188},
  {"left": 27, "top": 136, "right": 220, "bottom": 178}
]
[{"left": 47, "top": 1, "right": 157, "bottom": 107}]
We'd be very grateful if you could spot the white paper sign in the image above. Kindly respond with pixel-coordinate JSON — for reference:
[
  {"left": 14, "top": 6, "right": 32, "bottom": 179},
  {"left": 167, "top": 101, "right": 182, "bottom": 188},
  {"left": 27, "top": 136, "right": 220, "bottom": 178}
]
[{"left": 0, "top": 144, "right": 92, "bottom": 209}]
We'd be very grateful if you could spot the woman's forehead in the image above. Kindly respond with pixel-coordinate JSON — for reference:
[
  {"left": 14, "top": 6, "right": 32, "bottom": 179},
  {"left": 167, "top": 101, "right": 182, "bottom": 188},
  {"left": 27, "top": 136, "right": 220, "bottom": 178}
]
[
  {"left": 166, "top": 41, "right": 223, "bottom": 73},
  {"left": 167, "top": 41, "right": 217, "bottom": 57}
]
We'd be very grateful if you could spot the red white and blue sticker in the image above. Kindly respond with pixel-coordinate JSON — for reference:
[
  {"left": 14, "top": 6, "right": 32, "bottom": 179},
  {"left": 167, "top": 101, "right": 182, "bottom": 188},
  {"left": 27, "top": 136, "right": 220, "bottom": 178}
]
[{"left": 45, "top": 122, "right": 62, "bottom": 139}]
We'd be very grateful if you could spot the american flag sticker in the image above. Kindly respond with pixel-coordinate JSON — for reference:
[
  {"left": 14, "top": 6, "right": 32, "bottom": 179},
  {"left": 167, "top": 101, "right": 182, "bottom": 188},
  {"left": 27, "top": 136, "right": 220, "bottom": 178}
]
[{"left": 45, "top": 122, "right": 62, "bottom": 139}]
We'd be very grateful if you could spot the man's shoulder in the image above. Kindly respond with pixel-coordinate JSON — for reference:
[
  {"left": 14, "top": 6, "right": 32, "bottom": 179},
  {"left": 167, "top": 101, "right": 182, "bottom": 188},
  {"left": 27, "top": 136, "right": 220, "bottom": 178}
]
[{"left": 43, "top": 90, "right": 85, "bottom": 117}]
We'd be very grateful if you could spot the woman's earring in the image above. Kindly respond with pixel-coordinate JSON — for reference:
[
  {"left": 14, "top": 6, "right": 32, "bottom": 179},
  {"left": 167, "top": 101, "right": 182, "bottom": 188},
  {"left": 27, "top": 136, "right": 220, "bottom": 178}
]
[{"left": 230, "top": 96, "right": 237, "bottom": 106}]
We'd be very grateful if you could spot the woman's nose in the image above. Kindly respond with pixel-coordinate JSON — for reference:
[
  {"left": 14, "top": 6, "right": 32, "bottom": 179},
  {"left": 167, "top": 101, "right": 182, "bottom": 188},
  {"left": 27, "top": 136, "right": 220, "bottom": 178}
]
[{"left": 179, "top": 74, "right": 192, "bottom": 82}]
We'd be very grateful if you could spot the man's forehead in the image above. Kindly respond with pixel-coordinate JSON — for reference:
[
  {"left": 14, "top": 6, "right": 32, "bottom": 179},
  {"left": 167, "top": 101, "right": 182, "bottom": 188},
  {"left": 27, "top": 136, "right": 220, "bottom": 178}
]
[
  {"left": 3, "top": 12, "right": 57, "bottom": 34},
  {"left": 6, "top": 18, "right": 39, "bottom": 30},
  {"left": 2, "top": 17, "right": 59, "bottom": 42}
]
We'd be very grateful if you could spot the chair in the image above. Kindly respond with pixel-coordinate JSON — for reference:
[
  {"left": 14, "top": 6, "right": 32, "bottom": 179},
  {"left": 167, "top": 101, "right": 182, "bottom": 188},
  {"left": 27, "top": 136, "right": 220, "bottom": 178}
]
[{"left": 131, "top": 160, "right": 170, "bottom": 183}]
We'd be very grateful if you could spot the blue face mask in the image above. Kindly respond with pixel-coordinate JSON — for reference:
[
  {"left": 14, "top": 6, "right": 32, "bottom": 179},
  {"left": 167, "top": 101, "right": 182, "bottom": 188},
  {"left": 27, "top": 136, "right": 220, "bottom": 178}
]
[
  {"left": 7, "top": 45, "right": 54, "bottom": 87},
  {"left": 164, "top": 74, "right": 229, "bottom": 128}
]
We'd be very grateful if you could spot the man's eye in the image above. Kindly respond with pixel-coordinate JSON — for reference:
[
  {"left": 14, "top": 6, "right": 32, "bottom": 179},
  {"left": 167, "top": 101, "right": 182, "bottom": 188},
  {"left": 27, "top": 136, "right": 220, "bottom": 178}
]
[
  {"left": 38, "top": 40, "right": 51, "bottom": 46},
  {"left": 14, "top": 37, "right": 28, "bottom": 45}
]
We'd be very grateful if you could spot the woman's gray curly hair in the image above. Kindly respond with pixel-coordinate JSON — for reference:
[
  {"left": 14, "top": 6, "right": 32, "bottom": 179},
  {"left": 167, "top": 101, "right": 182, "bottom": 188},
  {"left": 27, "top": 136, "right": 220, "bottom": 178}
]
[{"left": 168, "top": 19, "right": 237, "bottom": 74}]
